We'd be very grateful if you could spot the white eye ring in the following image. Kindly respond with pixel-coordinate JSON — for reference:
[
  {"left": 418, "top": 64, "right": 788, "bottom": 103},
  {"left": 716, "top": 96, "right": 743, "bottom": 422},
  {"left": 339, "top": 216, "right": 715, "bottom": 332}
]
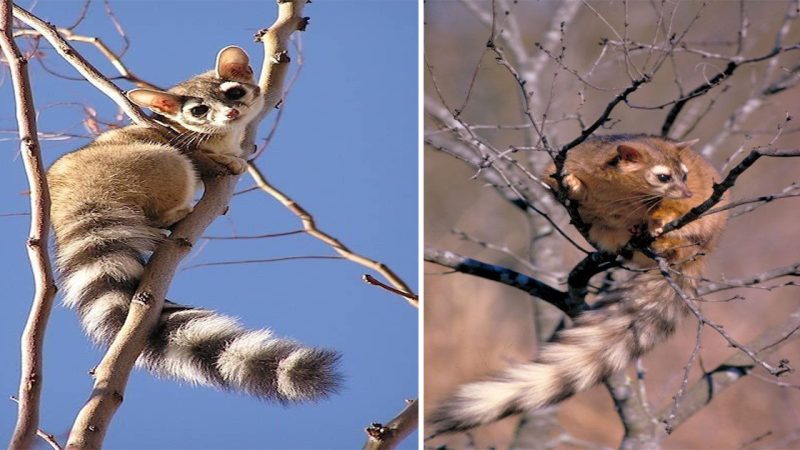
[{"left": 219, "top": 81, "right": 242, "bottom": 92}]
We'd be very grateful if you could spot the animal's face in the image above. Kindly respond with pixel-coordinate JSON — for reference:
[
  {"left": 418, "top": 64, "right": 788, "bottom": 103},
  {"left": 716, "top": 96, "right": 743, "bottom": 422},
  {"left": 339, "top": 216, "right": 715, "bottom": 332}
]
[
  {"left": 643, "top": 159, "right": 692, "bottom": 199},
  {"left": 167, "top": 77, "right": 263, "bottom": 134},
  {"left": 126, "top": 45, "right": 264, "bottom": 136},
  {"left": 609, "top": 142, "right": 692, "bottom": 199}
]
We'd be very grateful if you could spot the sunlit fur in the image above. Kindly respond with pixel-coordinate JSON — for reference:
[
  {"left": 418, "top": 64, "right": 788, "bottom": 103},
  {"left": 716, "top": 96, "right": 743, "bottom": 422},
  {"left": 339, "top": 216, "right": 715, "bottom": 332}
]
[
  {"left": 545, "top": 135, "right": 707, "bottom": 253},
  {"left": 428, "top": 135, "right": 727, "bottom": 436},
  {"left": 47, "top": 47, "right": 340, "bottom": 403}
]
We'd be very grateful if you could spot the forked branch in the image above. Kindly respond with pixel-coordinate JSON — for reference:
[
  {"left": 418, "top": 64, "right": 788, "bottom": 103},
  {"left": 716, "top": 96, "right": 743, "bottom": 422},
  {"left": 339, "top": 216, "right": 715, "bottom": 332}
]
[
  {"left": 63, "top": 2, "right": 310, "bottom": 448},
  {"left": 247, "top": 162, "right": 418, "bottom": 308},
  {"left": 11, "top": 4, "right": 155, "bottom": 127}
]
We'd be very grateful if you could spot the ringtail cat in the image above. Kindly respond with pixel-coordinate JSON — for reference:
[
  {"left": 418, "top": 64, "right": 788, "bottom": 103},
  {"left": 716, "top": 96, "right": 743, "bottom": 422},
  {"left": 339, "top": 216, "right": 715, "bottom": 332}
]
[
  {"left": 429, "top": 134, "right": 727, "bottom": 435},
  {"left": 47, "top": 46, "right": 340, "bottom": 402}
]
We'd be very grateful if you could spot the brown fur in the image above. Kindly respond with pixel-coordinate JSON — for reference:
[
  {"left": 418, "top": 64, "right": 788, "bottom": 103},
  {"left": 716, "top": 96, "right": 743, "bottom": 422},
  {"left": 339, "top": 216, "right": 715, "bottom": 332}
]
[{"left": 428, "top": 135, "right": 728, "bottom": 436}]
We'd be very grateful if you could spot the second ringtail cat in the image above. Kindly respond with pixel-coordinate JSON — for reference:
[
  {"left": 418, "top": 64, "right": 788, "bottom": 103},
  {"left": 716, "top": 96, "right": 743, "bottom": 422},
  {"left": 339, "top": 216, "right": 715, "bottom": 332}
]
[
  {"left": 429, "top": 134, "right": 727, "bottom": 435},
  {"left": 48, "top": 46, "right": 340, "bottom": 402}
]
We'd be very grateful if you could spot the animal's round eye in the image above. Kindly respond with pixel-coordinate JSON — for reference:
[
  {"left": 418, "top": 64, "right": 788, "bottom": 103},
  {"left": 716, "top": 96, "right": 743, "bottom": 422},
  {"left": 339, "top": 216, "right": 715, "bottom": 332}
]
[
  {"left": 657, "top": 173, "right": 672, "bottom": 183},
  {"left": 190, "top": 105, "right": 209, "bottom": 117},
  {"left": 225, "top": 87, "right": 246, "bottom": 100}
]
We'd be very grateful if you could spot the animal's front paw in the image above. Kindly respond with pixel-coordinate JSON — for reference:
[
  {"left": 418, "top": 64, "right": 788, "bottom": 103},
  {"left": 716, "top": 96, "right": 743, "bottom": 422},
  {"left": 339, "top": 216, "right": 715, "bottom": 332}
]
[
  {"left": 563, "top": 173, "right": 587, "bottom": 201},
  {"left": 202, "top": 152, "right": 248, "bottom": 175},
  {"left": 159, "top": 206, "right": 193, "bottom": 229},
  {"left": 648, "top": 217, "right": 668, "bottom": 236}
]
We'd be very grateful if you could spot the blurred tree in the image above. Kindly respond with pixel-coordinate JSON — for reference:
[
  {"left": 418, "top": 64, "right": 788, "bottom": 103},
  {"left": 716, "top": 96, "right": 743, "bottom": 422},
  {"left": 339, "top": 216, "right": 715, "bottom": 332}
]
[{"left": 425, "top": 1, "right": 800, "bottom": 449}]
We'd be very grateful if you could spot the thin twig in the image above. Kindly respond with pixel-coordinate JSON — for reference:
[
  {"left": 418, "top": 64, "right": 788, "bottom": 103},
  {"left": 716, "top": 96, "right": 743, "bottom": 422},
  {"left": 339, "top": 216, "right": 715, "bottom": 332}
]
[
  {"left": 362, "top": 274, "right": 419, "bottom": 302},
  {"left": 181, "top": 255, "right": 344, "bottom": 271},
  {"left": 11, "top": 4, "right": 156, "bottom": 126},
  {"left": 663, "top": 320, "right": 703, "bottom": 434},
  {"left": 655, "top": 308, "right": 800, "bottom": 432},
  {"left": 14, "top": 27, "right": 160, "bottom": 89},
  {"left": 246, "top": 162, "right": 418, "bottom": 308},
  {"left": 201, "top": 229, "right": 305, "bottom": 240},
  {"left": 656, "top": 258, "right": 791, "bottom": 377},
  {"left": 9, "top": 397, "right": 62, "bottom": 450}
]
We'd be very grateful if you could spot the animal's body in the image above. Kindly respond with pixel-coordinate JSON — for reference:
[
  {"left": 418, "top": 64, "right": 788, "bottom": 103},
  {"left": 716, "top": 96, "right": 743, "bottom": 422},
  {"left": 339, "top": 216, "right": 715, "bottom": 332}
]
[
  {"left": 48, "top": 46, "right": 340, "bottom": 402},
  {"left": 429, "top": 134, "right": 727, "bottom": 435}
]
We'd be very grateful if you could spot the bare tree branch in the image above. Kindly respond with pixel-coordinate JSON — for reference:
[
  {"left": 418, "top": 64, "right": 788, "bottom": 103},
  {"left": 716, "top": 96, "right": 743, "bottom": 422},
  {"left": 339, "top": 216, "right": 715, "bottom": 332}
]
[
  {"left": 657, "top": 258, "right": 791, "bottom": 377},
  {"left": 425, "top": 2, "right": 800, "bottom": 447},
  {"left": 604, "top": 372, "right": 658, "bottom": 450},
  {"left": 11, "top": 4, "right": 156, "bottom": 127},
  {"left": 363, "top": 274, "right": 419, "bottom": 302},
  {"left": 246, "top": 162, "right": 418, "bottom": 308},
  {"left": 9, "top": 397, "right": 62, "bottom": 450},
  {"left": 424, "top": 246, "right": 572, "bottom": 315},
  {"left": 655, "top": 307, "right": 800, "bottom": 433},
  {"left": 63, "top": 2, "right": 310, "bottom": 448},
  {"left": 1, "top": 2, "right": 58, "bottom": 448},
  {"left": 13, "top": 27, "right": 161, "bottom": 90},
  {"left": 363, "top": 399, "right": 419, "bottom": 450},
  {"left": 697, "top": 262, "right": 800, "bottom": 295}
]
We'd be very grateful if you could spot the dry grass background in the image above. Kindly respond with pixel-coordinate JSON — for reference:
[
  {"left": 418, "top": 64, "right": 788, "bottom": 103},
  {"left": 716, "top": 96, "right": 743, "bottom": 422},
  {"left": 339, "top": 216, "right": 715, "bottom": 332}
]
[{"left": 424, "top": 1, "right": 800, "bottom": 449}]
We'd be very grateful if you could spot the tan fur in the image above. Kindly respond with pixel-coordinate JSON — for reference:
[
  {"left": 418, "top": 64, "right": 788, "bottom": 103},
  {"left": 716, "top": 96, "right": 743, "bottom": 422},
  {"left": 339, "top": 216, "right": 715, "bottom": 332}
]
[
  {"left": 543, "top": 135, "right": 727, "bottom": 266},
  {"left": 429, "top": 135, "right": 728, "bottom": 436},
  {"left": 50, "top": 46, "right": 264, "bottom": 233},
  {"left": 49, "top": 140, "right": 197, "bottom": 230},
  {"left": 47, "top": 46, "right": 341, "bottom": 402}
]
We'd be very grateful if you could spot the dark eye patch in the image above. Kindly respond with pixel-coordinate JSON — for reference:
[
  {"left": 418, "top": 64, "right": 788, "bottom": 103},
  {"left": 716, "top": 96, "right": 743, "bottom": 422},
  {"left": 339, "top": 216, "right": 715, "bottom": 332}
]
[
  {"left": 657, "top": 173, "right": 672, "bottom": 183},
  {"left": 225, "top": 87, "right": 246, "bottom": 100},
  {"left": 189, "top": 105, "right": 209, "bottom": 117}
]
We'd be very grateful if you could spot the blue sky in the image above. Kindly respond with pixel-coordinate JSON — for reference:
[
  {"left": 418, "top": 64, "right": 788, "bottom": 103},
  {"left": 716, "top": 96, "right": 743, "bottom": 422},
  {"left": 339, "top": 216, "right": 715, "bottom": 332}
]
[{"left": 0, "top": 1, "right": 418, "bottom": 449}]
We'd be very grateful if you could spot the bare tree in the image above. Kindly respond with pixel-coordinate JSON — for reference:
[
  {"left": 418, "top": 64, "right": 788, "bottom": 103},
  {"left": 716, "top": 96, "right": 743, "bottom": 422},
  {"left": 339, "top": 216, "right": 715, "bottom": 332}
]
[
  {"left": 425, "top": 1, "right": 800, "bottom": 449},
  {"left": 2, "top": 1, "right": 417, "bottom": 449}
]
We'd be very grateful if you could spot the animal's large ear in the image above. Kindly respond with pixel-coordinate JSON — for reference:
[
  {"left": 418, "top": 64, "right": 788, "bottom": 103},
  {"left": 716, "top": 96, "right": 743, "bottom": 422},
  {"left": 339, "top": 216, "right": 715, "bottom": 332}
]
[
  {"left": 215, "top": 46, "right": 254, "bottom": 82},
  {"left": 127, "top": 89, "right": 183, "bottom": 115},
  {"left": 616, "top": 144, "right": 642, "bottom": 163},
  {"left": 674, "top": 138, "right": 700, "bottom": 151}
]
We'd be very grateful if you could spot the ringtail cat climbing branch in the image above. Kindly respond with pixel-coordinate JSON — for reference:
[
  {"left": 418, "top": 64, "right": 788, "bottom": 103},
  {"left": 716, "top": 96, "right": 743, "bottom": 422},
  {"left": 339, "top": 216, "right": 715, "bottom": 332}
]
[
  {"left": 429, "top": 134, "right": 728, "bottom": 435},
  {"left": 48, "top": 46, "right": 340, "bottom": 404}
]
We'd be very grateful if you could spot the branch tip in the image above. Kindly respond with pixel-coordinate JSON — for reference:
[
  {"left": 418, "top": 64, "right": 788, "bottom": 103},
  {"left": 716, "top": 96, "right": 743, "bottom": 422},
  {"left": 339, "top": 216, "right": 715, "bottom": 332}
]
[
  {"left": 131, "top": 291, "right": 153, "bottom": 305},
  {"left": 297, "top": 17, "right": 310, "bottom": 31},
  {"left": 271, "top": 50, "right": 291, "bottom": 64},
  {"left": 365, "top": 423, "right": 394, "bottom": 441},
  {"left": 253, "top": 28, "right": 269, "bottom": 42}
]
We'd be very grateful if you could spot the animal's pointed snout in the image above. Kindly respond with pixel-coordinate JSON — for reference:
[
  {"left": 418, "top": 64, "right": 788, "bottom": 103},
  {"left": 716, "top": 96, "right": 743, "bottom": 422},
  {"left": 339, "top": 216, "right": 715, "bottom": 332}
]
[{"left": 226, "top": 109, "right": 240, "bottom": 119}]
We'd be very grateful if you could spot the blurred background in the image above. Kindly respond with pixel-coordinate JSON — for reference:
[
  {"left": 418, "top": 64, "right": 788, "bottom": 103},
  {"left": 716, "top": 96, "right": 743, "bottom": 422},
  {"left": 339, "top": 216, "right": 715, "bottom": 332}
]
[
  {"left": 425, "top": 1, "right": 800, "bottom": 449},
  {"left": 1, "top": 1, "right": 418, "bottom": 449}
]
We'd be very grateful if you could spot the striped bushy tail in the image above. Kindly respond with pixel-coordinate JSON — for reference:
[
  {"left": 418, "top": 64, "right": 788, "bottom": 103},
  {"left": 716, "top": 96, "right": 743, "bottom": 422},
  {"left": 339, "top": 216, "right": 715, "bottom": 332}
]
[
  {"left": 428, "top": 270, "right": 694, "bottom": 435},
  {"left": 54, "top": 203, "right": 340, "bottom": 402}
]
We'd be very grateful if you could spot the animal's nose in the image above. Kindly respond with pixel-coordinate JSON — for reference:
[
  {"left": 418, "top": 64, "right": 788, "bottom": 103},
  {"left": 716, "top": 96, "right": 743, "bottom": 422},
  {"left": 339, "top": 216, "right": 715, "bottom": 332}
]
[
  {"left": 226, "top": 109, "right": 240, "bottom": 119},
  {"left": 682, "top": 188, "right": 693, "bottom": 198}
]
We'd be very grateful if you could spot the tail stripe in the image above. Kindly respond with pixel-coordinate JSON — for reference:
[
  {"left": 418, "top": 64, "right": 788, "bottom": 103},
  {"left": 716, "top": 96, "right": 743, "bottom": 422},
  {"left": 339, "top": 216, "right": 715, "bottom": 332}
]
[
  {"left": 62, "top": 255, "right": 144, "bottom": 307},
  {"left": 430, "top": 270, "right": 691, "bottom": 434},
  {"left": 59, "top": 238, "right": 148, "bottom": 271},
  {"left": 79, "top": 293, "right": 130, "bottom": 345},
  {"left": 53, "top": 204, "right": 340, "bottom": 402},
  {"left": 218, "top": 330, "right": 299, "bottom": 399},
  {"left": 146, "top": 312, "right": 242, "bottom": 387}
]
